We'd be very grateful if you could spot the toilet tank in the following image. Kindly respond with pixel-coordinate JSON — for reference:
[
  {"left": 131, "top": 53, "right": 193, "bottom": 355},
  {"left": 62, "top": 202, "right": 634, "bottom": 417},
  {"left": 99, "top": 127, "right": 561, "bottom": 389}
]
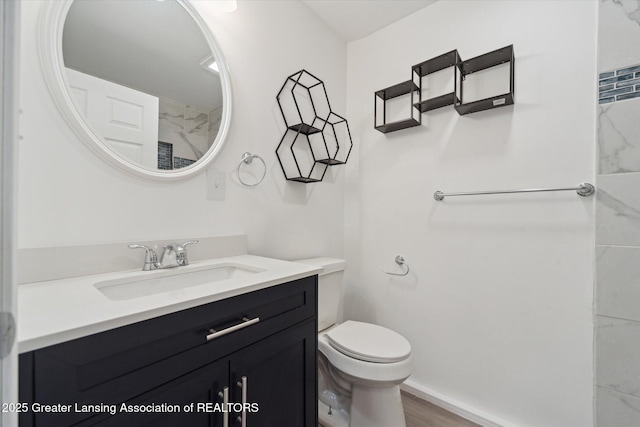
[{"left": 296, "top": 257, "right": 346, "bottom": 332}]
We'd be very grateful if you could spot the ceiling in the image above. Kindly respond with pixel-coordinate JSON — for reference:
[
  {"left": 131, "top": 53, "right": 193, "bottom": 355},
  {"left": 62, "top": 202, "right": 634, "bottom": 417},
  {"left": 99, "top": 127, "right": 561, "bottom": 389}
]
[{"left": 300, "top": 0, "right": 438, "bottom": 42}]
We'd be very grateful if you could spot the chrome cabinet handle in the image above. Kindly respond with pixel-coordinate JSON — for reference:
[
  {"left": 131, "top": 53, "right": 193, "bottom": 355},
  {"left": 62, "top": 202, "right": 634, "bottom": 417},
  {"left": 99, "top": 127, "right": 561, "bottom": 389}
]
[
  {"left": 206, "top": 317, "right": 260, "bottom": 342},
  {"left": 217, "top": 386, "right": 229, "bottom": 427},
  {"left": 236, "top": 376, "right": 247, "bottom": 427}
]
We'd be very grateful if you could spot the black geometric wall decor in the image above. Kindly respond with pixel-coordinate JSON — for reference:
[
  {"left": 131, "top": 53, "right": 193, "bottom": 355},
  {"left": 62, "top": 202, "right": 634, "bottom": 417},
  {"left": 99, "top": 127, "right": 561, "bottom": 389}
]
[
  {"left": 315, "top": 112, "right": 353, "bottom": 165},
  {"left": 375, "top": 45, "right": 515, "bottom": 133},
  {"left": 454, "top": 45, "right": 514, "bottom": 115},
  {"left": 276, "top": 70, "right": 353, "bottom": 183},
  {"left": 412, "top": 49, "right": 462, "bottom": 113},
  {"left": 275, "top": 128, "right": 328, "bottom": 183},
  {"left": 374, "top": 77, "right": 421, "bottom": 133},
  {"left": 277, "top": 70, "right": 330, "bottom": 135}
]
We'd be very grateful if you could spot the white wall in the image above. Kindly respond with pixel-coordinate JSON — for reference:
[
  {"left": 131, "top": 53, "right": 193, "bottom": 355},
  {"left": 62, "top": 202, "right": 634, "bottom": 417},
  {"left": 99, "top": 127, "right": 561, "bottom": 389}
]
[
  {"left": 18, "top": 0, "right": 347, "bottom": 261},
  {"left": 344, "top": 1, "right": 596, "bottom": 426}
]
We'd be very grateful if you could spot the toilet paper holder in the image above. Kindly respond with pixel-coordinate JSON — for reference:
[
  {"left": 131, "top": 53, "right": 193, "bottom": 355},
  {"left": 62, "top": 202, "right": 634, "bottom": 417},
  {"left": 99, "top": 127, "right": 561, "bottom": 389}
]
[{"left": 383, "top": 255, "right": 410, "bottom": 276}]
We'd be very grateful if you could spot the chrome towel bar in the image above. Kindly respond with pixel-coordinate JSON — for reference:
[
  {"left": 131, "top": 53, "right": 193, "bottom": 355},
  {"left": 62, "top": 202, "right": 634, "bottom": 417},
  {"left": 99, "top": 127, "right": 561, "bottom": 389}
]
[{"left": 434, "top": 182, "right": 595, "bottom": 201}]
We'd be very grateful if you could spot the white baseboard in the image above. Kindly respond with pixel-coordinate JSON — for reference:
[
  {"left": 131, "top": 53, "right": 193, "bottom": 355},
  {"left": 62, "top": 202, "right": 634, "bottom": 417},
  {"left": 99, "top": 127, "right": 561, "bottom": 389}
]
[{"left": 400, "top": 380, "right": 517, "bottom": 427}]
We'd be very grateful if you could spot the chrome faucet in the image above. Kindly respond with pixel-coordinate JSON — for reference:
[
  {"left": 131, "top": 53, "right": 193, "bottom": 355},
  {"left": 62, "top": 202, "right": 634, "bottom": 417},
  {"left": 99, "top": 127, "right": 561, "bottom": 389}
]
[
  {"left": 129, "top": 240, "right": 199, "bottom": 271},
  {"left": 158, "top": 244, "right": 179, "bottom": 268}
]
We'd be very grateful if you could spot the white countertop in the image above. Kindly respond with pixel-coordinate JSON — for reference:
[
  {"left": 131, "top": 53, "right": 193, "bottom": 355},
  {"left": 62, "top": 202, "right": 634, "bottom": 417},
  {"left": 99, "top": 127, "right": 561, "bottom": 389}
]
[{"left": 18, "top": 255, "right": 321, "bottom": 353}]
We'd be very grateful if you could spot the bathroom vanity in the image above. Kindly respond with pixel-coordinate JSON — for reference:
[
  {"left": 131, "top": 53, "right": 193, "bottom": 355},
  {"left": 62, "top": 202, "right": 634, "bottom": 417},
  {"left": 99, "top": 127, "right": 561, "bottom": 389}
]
[{"left": 17, "top": 255, "right": 319, "bottom": 426}]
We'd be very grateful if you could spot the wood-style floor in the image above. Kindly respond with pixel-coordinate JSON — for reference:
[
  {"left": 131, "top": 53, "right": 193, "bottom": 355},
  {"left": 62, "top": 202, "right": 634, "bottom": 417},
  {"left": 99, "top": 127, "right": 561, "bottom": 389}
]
[
  {"left": 319, "top": 391, "right": 481, "bottom": 427},
  {"left": 402, "top": 391, "right": 481, "bottom": 427}
]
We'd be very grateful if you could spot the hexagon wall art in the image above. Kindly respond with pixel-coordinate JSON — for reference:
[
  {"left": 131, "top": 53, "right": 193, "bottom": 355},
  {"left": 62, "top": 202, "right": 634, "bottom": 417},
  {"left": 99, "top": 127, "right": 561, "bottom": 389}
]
[{"left": 275, "top": 70, "right": 353, "bottom": 183}]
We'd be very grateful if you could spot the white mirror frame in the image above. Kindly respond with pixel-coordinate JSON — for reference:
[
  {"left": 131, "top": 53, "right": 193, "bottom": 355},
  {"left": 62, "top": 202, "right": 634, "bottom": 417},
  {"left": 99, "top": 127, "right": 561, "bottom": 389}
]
[{"left": 38, "top": 0, "right": 233, "bottom": 181}]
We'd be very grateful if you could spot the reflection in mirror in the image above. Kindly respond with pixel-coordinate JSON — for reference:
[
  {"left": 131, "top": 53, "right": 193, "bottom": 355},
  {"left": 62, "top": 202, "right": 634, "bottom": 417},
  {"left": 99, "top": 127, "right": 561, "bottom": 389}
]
[{"left": 62, "top": 0, "right": 224, "bottom": 171}]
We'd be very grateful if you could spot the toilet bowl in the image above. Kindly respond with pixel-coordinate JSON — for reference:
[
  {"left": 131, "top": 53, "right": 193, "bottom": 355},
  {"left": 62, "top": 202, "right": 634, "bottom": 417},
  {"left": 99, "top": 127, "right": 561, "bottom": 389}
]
[
  {"left": 319, "top": 321, "right": 413, "bottom": 427},
  {"left": 296, "top": 258, "right": 413, "bottom": 427}
]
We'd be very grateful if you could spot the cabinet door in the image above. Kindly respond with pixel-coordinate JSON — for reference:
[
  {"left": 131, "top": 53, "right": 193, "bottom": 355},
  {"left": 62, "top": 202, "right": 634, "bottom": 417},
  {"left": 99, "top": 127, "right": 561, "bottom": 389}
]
[
  {"left": 231, "top": 319, "right": 317, "bottom": 427},
  {"left": 89, "top": 358, "right": 229, "bottom": 427}
]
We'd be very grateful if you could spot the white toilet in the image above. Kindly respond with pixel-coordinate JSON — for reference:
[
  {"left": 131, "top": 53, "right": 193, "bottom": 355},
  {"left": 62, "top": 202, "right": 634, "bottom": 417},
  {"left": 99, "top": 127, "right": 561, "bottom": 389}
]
[{"left": 297, "top": 258, "right": 413, "bottom": 427}]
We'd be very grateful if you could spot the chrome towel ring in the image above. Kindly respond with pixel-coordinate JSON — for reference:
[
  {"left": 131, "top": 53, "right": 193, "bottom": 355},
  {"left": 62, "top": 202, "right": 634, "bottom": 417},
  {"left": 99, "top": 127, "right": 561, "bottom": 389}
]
[
  {"left": 383, "top": 255, "right": 410, "bottom": 276},
  {"left": 238, "top": 152, "right": 266, "bottom": 187}
]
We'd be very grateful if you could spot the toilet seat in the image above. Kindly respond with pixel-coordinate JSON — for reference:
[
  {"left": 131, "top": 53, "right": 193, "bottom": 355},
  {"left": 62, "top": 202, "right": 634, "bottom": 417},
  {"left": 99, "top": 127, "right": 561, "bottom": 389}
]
[
  {"left": 318, "top": 326, "right": 413, "bottom": 385},
  {"left": 326, "top": 321, "right": 411, "bottom": 363}
]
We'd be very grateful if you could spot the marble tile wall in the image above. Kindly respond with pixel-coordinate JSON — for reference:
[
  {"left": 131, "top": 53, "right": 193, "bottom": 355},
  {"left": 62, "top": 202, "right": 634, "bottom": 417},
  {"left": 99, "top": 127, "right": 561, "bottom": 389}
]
[
  {"left": 158, "top": 98, "right": 219, "bottom": 169},
  {"left": 208, "top": 106, "right": 223, "bottom": 147},
  {"left": 596, "top": 1, "right": 640, "bottom": 424}
]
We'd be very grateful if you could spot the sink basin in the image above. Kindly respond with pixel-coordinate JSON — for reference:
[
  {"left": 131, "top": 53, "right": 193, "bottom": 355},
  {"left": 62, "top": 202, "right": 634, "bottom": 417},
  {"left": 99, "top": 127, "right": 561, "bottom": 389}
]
[{"left": 94, "top": 263, "right": 265, "bottom": 301}]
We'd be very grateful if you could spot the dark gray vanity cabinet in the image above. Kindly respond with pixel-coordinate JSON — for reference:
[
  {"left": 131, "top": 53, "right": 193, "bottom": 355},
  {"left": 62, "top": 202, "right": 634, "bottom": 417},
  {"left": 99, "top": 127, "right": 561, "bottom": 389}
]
[{"left": 19, "top": 276, "right": 318, "bottom": 427}]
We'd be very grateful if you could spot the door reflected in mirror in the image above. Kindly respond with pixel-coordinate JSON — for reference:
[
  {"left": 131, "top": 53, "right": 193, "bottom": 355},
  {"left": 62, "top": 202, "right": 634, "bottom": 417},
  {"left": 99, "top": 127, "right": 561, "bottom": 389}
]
[{"left": 62, "top": 0, "right": 224, "bottom": 171}]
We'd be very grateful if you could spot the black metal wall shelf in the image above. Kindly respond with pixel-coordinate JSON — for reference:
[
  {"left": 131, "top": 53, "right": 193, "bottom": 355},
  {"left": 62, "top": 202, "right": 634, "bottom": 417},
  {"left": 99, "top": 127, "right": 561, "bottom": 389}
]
[
  {"left": 374, "top": 79, "right": 421, "bottom": 133},
  {"left": 275, "top": 70, "right": 353, "bottom": 183},
  {"left": 455, "top": 45, "right": 514, "bottom": 115},
  {"left": 276, "top": 128, "right": 328, "bottom": 183},
  {"left": 412, "top": 50, "right": 461, "bottom": 113},
  {"left": 289, "top": 123, "right": 322, "bottom": 135},
  {"left": 373, "top": 45, "right": 515, "bottom": 133},
  {"left": 375, "top": 118, "right": 420, "bottom": 134},
  {"left": 314, "top": 112, "right": 353, "bottom": 166},
  {"left": 277, "top": 70, "right": 331, "bottom": 136}
]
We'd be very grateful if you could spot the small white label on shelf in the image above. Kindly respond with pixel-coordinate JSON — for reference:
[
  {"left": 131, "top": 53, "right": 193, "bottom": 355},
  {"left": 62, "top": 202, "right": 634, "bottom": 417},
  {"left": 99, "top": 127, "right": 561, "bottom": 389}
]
[{"left": 493, "top": 98, "right": 506, "bottom": 106}]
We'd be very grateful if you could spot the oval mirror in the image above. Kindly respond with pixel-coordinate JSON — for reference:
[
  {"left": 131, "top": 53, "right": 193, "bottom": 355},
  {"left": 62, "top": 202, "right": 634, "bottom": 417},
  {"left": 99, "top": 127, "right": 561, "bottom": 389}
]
[{"left": 39, "top": 0, "right": 232, "bottom": 180}]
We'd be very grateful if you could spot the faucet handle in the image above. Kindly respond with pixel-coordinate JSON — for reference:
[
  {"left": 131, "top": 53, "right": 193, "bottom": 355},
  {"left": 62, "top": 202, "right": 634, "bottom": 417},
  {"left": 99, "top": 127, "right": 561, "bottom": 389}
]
[
  {"left": 128, "top": 244, "right": 158, "bottom": 271},
  {"left": 176, "top": 240, "right": 199, "bottom": 266},
  {"left": 181, "top": 240, "right": 199, "bottom": 248}
]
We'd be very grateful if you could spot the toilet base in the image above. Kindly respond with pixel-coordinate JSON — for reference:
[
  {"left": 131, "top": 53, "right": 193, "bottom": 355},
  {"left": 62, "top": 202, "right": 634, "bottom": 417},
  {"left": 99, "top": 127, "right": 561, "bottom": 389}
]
[{"left": 349, "top": 383, "right": 406, "bottom": 427}]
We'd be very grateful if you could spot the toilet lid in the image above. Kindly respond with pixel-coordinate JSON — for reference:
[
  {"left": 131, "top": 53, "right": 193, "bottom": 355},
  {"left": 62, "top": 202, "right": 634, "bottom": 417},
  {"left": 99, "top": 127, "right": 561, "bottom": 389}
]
[{"left": 326, "top": 321, "right": 411, "bottom": 363}]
